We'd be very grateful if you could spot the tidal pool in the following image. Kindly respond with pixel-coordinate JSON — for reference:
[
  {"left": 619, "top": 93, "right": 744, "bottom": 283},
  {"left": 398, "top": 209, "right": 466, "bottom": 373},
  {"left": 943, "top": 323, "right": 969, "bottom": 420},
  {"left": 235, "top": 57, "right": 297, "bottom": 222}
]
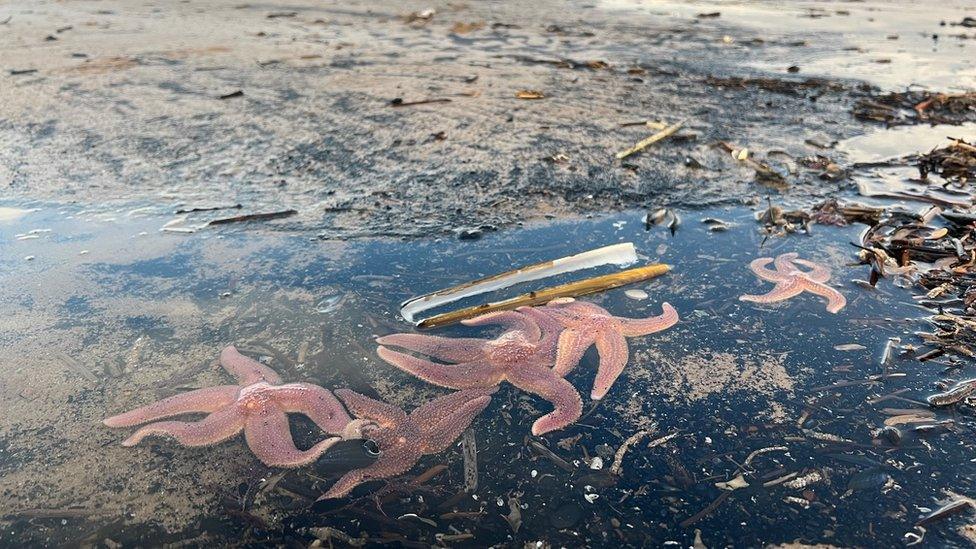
[{"left": 0, "top": 201, "right": 973, "bottom": 546}]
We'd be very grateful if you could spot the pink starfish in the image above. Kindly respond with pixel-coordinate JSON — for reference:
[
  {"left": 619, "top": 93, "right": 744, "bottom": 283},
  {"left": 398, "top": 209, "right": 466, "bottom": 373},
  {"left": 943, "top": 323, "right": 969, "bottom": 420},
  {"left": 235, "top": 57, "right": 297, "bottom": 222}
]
[
  {"left": 376, "top": 309, "right": 583, "bottom": 436},
  {"left": 739, "top": 252, "right": 846, "bottom": 313},
  {"left": 104, "top": 346, "right": 358, "bottom": 468},
  {"left": 541, "top": 298, "right": 679, "bottom": 400},
  {"left": 320, "top": 388, "right": 494, "bottom": 499}
]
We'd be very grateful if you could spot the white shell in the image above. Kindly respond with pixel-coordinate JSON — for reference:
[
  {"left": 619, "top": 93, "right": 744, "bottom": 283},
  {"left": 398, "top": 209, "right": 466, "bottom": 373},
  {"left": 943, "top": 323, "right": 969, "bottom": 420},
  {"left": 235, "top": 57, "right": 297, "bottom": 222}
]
[{"left": 624, "top": 289, "right": 648, "bottom": 300}]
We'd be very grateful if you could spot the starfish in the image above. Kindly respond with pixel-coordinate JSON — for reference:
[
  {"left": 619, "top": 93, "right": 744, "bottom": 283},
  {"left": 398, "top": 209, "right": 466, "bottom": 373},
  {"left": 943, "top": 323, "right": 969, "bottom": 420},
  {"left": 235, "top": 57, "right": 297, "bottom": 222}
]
[
  {"left": 739, "top": 252, "right": 846, "bottom": 313},
  {"left": 320, "top": 388, "right": 494, "bottom": 499},
  {"left": 376, "top": 309, "right": 582, "bottom": 436},
  {"left": 104, "top": 345, "right": 359, "bottom": 468},
  {"left": 541, "top": 298, "right": 679, "bottom": 400}
]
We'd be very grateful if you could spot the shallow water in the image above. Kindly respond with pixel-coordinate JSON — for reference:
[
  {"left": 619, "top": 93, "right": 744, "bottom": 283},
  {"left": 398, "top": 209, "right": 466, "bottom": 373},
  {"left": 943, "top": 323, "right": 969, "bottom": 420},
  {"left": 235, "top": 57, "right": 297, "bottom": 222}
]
[
  {"left": 601, "top": 0, "right": 976, "bottom": 92},
  {"left": 835, "top": 122, "right": 976, "bottom": 212},
  {"left": 2, "top": 200, "right": 975, "bottom": 546},
  {"left": 838, "top": 123, "right": 976, "bottom": 164}
]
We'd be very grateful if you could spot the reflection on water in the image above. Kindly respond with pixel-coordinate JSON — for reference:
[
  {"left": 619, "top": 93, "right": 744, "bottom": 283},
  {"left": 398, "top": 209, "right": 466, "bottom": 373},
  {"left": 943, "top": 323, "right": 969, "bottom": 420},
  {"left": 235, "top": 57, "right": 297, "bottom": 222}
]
[
  {"left": 600, "top": 0, "right": 976, "bottom": 91},
  {"left": 0, "top": 202, "right": 974, "bottom": 546},
  {"left": 838, "top": 123, "right": 976, "bottom": 164}
]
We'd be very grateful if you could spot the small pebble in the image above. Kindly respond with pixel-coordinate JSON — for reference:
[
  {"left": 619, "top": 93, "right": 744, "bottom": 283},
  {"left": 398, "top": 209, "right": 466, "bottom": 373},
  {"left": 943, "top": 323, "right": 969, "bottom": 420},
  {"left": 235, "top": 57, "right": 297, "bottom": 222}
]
[
  {"left": 590, "top": 457, "right": 604, "bottom": 470},
  {"left": 456, "top": 227, "right": 482, "bottom": 241},
  {"left": 24, "top": 255, "right": 35, "bottom": 261},
  {"left": 625, "top": 289, "right": 648, "bottom": 300}
]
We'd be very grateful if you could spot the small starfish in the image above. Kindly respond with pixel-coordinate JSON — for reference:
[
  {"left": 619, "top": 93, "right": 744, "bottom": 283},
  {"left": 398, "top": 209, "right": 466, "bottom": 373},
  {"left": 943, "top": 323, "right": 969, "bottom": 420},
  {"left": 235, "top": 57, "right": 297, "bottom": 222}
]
[
  {"left": 104, "top": 346, "right": 358, "bottom": 468},
  {"left": 739, "top": 252, "right": 846, "bottom": 313},
  {"left": 320, "top": 388, "right": 494, "bottom": 499},
  {"left": 376, "top": 309, "right": 583, "bottom": 436},
  {"left": 541, "top": 298, "right": 679, "bottom": 400}
]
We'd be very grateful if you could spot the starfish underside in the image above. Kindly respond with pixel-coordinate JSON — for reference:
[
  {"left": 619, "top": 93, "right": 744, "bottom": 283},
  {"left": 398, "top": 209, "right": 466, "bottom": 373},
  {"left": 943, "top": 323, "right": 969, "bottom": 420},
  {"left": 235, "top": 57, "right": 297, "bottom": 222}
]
[
  {"left": 104, "top": 346, "right": 356, "bottom": 468},
  {"left": 321, "top": 388, "right": 495, "bottom": 499},
  {"left": 739, "top": 252, "right": 846, "bottom": 313}
]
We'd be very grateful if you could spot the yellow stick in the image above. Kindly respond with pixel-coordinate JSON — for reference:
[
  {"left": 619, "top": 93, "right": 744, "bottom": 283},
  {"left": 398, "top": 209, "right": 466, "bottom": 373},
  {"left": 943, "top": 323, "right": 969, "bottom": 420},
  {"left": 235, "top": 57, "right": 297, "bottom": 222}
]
[
  {"left": 416, "top": 263, "right": 670, "bottom": 328},
  {"left": 615, "top": 120, "right": 684, "bottom": 159}
]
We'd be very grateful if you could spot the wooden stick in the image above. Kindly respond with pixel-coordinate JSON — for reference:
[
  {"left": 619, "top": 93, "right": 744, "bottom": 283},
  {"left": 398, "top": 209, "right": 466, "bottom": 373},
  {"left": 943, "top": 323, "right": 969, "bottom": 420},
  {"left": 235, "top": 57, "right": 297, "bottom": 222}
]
[
  {"left": 416, "top": 263, "right": 670, "bottom": 328},
  {"left": 615, "top": 120, "right": 684, "bottom": 159}
]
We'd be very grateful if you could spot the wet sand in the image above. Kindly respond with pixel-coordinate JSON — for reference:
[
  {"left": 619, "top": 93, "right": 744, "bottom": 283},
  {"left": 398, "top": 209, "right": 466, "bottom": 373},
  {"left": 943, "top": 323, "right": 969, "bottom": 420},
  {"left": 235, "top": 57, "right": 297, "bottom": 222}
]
[{"left": 4, "top": 0, "right": 972, "bottom": 238}]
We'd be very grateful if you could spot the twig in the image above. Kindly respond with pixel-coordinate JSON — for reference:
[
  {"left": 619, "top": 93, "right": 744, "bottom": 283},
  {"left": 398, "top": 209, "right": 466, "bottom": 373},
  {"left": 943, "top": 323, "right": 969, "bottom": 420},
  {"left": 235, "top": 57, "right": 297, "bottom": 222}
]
[
  {"left": 742, "top": 445, "right": 789, "bottom": 469},
  {"left": 175, "top": 204, "right": 242, "bottom": 214},
  {"left": 647, "top": 431, "right": 680, "bottom": 448},
  {"left": 762, "top": 472, "right": 798, "bottom": 487},
  {"left": 206, "top": 209, "right": 296, "bottom": 226},
  {"left": 619, "top": 120, "right": 668, "bottom": 129},
  {"left": 615, "top": 120, "right": 684, "bottom": 159},
  {"left": 950, "top": 139, "right": 976, "bottom": 154},
  {"left": 609, "top": 429, "right": 654, "bottom": 476},
  {"left": 54, "top": 351, "right": 98, "bottom": 382},
  {"left": 411, "top": 464, "right": 448, "bottom": 485},
  {"left": 680, "top": 491, "right": 731, "bottom": 528},
  {"left": 307, "top": 526, "right": 368, "bottom": 547},
  {"left": 527, "top": 440, "right": 575, "bottom": 473},
  {"left": 390, "top": 98, "right": 451, "bottom": 107},
  {"left": 462, "top": 428, "right": 478, "bottom": 492}
]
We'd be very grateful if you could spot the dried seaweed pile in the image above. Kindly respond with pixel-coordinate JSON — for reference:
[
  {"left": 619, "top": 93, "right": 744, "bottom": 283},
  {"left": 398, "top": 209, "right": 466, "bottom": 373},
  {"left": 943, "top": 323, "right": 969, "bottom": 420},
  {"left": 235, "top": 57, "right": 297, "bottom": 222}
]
[
  {"left": 755, "top": 198, "right": 882, "bottom": 238},
  {"left": 825, "top": 201, "right": 976, "bottom": 389},
  {"left": 854, "top": 91, "right": 976, "bottom": 126},
  {"left": 919, "top": 139, "right": 976, "bottom": 183}
]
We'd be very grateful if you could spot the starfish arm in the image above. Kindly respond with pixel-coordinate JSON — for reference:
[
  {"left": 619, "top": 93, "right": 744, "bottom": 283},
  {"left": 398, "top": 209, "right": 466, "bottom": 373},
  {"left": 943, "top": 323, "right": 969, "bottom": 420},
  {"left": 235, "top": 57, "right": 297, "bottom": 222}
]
[
  {"left": 220, "top": 346, "right": 283, "bottom": 385},
  {"left": 507, "top": 366, "right": 583, "bottom": 436},
  {"left": 243, "top": 410, "right": 341, "bottom": 468},
  {"left": 375, "top": 333, "right": 487, "bottom": 363},
  {"left": 321, "top": 469, "right": 368, "bottom": 499},
  {"left": 553, "top": 329, "right": 596, "bottom": 377},
  {"left": 802, "top": 279, "right": 847, "bottom": 313},
  {"left": 320, "top": 434, "right": 425, "bottom": 499},
  {"left": 376, "top": 347, "right": 501, "bottom": 389},
  {"left": 416, "top": 394, "right": 493, "bottom": 453},
  {"left": 410, "top": 388, "right": 496, "bottom": 425},
  {"left": 791, "top": 258, "right": 832, "bottom": 283},
  {"left": 462, "top": 311, "right": 541, "bottom": 341},
  {"left": 773, "top": 252, "right": 800, "bottom": 273},
  {"left": 120, "top": 406, "right": 245, "bottom": 447},
  {"left": 591, "top": 331, "right": 630, "bottom": 400},
  {"left": 748, "top": 257, "right": 787, "bottom": 282},
  {"left": 273, "top": 383, "right": 353, "bottom": 434},
  {"left": 616, "top": 302, "right": 680, "bottom": 337},
  {"left": 518, "top": 307, "right": 566, "bottom": 349},
  {"left": 546, "top": 299, "right": 610, "bottom": 321},
  {"left": 103, "top": 385, "right": 240, "bottom": 427},
  {"left": 334, "top": 389, "right": 408, "bottom": 427},
  {"left": 320, "top": 453, "right": 413, "bottom": 499},
  {"left": 739, "top": 277, "right": 805, "bottom": 305}
]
